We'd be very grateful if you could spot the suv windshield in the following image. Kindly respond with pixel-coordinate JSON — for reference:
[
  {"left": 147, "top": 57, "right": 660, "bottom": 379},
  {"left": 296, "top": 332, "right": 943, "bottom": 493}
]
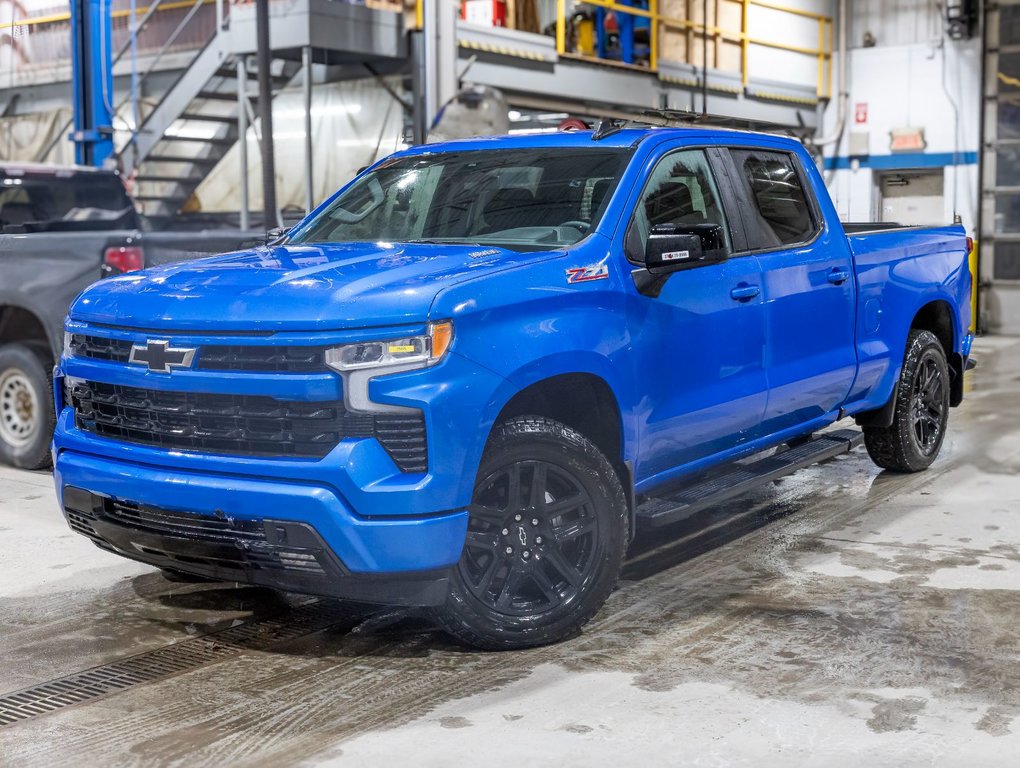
[
  {"left": 0, "top": 170, "right": 139, "bottom": 233},
  {"left": 288, "top": 147, "right": 633, "bottom": 251}
]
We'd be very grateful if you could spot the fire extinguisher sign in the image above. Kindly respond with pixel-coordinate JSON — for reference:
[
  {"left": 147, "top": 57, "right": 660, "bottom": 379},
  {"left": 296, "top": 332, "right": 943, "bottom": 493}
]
[{"left": 855, "top": 103, "right": 868, "bottom": 124}]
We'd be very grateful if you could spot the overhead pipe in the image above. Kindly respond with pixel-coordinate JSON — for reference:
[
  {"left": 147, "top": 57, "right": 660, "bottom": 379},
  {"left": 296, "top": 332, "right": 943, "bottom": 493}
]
[{"left": 811, "top": 0, "right": 848, "bottom": 148}]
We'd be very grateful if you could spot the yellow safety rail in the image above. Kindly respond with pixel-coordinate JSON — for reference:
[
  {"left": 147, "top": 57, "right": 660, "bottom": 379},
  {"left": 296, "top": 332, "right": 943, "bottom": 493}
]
[{"left": 553, "top": 0, "right": 832, "bottom": 98}]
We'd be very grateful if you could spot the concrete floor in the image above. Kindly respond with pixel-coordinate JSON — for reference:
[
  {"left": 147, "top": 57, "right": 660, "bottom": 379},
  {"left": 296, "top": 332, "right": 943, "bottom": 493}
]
[{"left": 1, "top": 336, "right": 1018, "bottom": 767}]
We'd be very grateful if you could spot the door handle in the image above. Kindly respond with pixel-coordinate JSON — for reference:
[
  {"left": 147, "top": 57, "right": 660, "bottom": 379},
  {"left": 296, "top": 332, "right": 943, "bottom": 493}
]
[
  {"left": 827, "top": 268, "right": 851, "bottom": 285},
  {"left": 730, "top": 284, "right": 760, "bottom": 302}
]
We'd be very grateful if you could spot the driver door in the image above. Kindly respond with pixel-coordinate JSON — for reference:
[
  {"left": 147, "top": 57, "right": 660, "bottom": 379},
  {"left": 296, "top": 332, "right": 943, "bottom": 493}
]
[{"left": 623, "top": 148, "right": 769, "bottom": 485}]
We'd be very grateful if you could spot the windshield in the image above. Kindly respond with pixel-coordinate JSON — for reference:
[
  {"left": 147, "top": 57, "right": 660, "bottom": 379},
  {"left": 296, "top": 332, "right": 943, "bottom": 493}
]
[
  {"left": 0, "top": 171, "right": 139, "bottom": 233},
  {"left": 288, "top": 147, "right": 633, "bottom": 250}
]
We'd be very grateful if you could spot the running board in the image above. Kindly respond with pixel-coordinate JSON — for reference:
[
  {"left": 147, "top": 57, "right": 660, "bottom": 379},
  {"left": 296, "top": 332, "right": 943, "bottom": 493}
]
[{"left": 635, "top": 429, "right": 864, "bottom": 528}]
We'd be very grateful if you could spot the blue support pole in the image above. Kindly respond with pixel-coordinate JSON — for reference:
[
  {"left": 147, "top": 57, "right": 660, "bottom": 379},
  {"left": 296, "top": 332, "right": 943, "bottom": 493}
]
[{"left": 70, "top": 0, "right": 114, "bottom": 167}]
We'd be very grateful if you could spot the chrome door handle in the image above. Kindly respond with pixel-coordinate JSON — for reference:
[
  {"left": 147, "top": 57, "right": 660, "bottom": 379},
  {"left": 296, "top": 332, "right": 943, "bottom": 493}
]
[{"left": 730, "top": 284, "right": 760, "bottom": 302}]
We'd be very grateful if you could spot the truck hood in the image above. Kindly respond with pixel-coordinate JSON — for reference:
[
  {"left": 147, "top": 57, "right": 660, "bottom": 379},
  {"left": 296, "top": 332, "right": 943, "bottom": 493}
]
[{"left": 69, "top": 242, "right": 560, "bottom": 332}]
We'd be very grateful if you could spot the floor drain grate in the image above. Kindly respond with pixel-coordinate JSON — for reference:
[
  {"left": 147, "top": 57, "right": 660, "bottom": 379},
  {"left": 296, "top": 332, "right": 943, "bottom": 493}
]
[{"left": 0, "top": 602, "right": 349, "bottom": 728}]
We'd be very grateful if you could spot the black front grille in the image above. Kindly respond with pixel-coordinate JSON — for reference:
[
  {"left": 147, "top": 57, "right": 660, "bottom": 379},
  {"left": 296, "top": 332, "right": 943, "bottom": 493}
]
[
  {"left": 69, "top": 334, "right": 327, "bottom": 373},
  {"left": 68, "top": 379, "right": 428, "bottom": 471}
]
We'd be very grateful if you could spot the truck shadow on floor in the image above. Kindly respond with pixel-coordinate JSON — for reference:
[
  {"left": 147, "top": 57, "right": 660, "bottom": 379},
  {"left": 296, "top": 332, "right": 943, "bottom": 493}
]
[{"left": 128, "top": 468, "right": 837, "bottom": 658}]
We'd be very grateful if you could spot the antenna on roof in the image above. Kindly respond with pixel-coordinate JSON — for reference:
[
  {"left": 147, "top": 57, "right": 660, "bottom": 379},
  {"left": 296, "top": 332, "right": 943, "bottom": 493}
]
[{"left": 591, "top": 119, "right": 626, "bottom": 141}]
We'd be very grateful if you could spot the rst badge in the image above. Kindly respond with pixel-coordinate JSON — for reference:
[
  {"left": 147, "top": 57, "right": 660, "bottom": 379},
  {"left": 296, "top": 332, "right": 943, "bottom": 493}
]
[{"left": 565, "top": 263, "right": 609, "bottom": 284}]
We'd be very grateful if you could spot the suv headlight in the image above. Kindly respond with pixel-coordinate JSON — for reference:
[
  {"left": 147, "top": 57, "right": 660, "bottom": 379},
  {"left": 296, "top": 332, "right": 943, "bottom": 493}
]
[
  {"left": 325, "top": 321, "right": 453, "bottom": 413},
  {"left": 325, "top": 321, "right": 453, "bottom": 373}
]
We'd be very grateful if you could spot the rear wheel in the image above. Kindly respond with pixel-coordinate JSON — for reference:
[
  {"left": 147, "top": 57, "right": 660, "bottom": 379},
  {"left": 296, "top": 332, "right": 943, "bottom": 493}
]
[
  {"left": 864, "top": 329, "right": 950, "bottom": 473},
  {"left": 0, "top": 343, "right": 54, "bottom": 470},
  {"left": 434, "top": 416, "right": 628, "bottom": 650}
]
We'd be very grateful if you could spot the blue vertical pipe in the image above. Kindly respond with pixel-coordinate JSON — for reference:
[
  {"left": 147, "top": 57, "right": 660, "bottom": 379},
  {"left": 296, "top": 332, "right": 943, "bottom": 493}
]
[{"left": 70, "top": 0, "right": 114, "bottom": 166}]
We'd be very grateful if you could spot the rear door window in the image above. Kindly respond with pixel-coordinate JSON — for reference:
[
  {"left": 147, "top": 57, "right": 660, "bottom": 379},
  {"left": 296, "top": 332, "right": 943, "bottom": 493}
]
[{"left": 728, "top": 150, "right": 818, "bottom": 250}]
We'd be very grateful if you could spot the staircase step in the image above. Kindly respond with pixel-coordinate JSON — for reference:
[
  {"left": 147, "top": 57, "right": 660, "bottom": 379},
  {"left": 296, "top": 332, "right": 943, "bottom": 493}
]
[
  {"left": 146, "top": 155, "right": 221, "bottom": 165},
  {"left": 179, "top": 112, "right": 237, "bottom": 124},
  {"left": 196, "top": 90, "right": 242, "bottom": 102},
  {"left": 213, "top": 67, "right": 293, "bottom": 88},
  {"left": 635, "top": 429, "right": 864, "bottom": 528},
  {"left": 135, "top": 175, "right": 201, "bottom": 184},
  {"left": 160, "top": 135, "right": 236, "bottom": 145}
]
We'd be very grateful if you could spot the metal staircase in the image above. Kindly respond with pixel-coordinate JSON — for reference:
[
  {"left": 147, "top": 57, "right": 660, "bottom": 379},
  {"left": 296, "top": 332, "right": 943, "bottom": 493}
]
[
  {"left": 112, "top": 0, "right": 408, "bottom": 220},
  {"left": 123, "top": 45, "right": 301, "bottom": 218}
]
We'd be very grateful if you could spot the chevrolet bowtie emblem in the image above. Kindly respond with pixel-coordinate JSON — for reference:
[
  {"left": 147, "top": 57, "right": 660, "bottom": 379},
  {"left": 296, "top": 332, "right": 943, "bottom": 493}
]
[{"left": 128, "top": 340, "right": 196, "bottom": 373}]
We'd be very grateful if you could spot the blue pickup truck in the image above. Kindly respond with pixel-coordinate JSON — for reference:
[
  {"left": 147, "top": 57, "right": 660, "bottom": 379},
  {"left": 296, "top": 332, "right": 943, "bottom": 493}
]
[{"left": 53, "top": 127, "right": 972, "bottom": 649}]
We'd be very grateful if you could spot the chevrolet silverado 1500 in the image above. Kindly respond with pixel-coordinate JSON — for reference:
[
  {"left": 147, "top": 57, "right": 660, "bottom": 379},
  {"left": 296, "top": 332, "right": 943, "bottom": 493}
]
[{"left": 52, "top": 128, "right": 973, "bottom": 649}]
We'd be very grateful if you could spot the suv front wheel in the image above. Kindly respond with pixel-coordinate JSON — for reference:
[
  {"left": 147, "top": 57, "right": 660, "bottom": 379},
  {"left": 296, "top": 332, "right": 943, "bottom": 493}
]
[{"left": 434, "top": 416, "right": 629, "bottom": 650}]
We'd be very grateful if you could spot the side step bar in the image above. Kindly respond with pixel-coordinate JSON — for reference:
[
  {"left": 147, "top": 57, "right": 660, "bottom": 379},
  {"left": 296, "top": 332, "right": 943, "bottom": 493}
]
[{"left": 635, "top": 429, "right": 864, "bottom": 528}]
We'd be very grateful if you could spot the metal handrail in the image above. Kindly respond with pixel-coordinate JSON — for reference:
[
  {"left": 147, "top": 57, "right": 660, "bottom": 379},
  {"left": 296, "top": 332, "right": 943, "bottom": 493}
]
[
  {"left": 34, "top": 0, "right": 220, "bottom": 162},
  {"left": 550, "top": 0, "right": 832, "bottom": 99}
]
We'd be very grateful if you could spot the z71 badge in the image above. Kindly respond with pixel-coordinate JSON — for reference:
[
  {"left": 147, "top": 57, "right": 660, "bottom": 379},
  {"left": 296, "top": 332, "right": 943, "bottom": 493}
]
[{"left": 565, "top": 264, "right": 609, "bottom": 284}]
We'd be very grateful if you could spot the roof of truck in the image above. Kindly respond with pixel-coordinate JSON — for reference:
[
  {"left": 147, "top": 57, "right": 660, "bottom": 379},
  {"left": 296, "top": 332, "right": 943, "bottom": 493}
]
[{"left": 411, "top": 125, "right": 805, "bottom": 154}]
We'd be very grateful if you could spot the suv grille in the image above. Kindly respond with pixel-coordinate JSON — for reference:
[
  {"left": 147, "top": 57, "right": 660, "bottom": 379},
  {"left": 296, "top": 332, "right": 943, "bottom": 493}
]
[
  {"left": 68, "top": 380, "right": 428, "bottom": 471},
  {"left": 68, "top": 334, "right": 327, "bottom": 373}
]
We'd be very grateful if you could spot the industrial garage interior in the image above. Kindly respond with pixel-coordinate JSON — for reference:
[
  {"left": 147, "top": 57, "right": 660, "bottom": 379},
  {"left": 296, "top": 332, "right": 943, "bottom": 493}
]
[{"left": 0, "top": 0, "right": 1017, "bottom": 765}]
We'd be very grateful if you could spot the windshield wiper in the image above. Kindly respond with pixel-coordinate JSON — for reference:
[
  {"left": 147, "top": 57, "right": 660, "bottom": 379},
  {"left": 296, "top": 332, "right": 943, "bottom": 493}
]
[{"left": 402, "top": 238, "right": 487, "bottom": 246}]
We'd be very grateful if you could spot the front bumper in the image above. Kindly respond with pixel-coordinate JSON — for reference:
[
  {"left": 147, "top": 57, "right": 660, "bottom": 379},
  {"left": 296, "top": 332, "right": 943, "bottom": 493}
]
[{"left": 55, "top": 449, "right": 468, "bottom": 606}]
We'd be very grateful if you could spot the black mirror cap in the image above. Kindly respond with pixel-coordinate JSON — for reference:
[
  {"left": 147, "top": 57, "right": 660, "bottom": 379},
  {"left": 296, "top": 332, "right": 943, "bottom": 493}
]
[{"left": 645, "top": 223, "right": 728, "bottom": 274}]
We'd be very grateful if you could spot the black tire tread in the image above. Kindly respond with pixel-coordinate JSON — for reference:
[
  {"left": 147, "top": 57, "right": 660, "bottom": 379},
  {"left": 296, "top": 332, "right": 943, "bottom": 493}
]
[
  {"left": 432, "top": 416, "right": 629, "bottom": 651},
  {"left": 863, "top": 329, "right": 949, "bottom": 473}
]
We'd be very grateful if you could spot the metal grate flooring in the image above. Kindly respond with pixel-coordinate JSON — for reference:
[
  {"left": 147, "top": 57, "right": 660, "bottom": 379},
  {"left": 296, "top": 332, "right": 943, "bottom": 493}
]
[{"left": 0, "top": 601, "right": 349, "bottom": 728}]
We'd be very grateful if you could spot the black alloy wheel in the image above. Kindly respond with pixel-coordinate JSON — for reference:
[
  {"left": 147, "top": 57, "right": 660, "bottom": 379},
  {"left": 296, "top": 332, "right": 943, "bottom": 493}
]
[
  {"left": 910, "top": 354, "right": 946, "bottom": 455},
  {"left": 461, "top": 459, "right": 601, "bottom": 616},
  {"left": 434, "top": 416, "right": 628, "bottom": 650},
  {"left": 863, "top": 329, "right": 951, "bottom": 473}
]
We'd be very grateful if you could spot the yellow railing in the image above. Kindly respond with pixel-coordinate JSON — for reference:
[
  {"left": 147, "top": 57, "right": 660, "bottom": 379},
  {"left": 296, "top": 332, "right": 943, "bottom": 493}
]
[{"left": 552, "top": 0, "right": 832, "bottom": 98}]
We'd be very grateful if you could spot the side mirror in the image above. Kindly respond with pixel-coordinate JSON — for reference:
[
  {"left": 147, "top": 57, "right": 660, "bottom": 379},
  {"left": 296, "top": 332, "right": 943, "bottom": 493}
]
[
  {"left": 645, "top": 223, "right": 727, "bottom": 274},
  {"left": 634, "top": 223, "right": 728, "bottom": 297}
]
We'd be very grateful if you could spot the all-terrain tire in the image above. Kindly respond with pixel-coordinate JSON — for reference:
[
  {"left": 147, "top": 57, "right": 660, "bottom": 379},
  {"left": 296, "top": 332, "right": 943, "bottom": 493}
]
[
  {"left": 0, "top": 343, "right": 55, "bottom": 470},
  {"left": 863, "top": 329, "right": 951, "bottom": 473},
  {"left": 434, "top": 416, "right": 629, "bottom": 650}
]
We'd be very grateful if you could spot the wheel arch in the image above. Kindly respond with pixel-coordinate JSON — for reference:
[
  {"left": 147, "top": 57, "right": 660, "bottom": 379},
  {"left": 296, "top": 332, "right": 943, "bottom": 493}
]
[
  {"left": 856, "top": 301, "right": 960, "bottom": 429},
  {"left": 488, "top": 370, "right": 636, "bottom": 534},
  {"left": 909, "top": 298, "right": 964, "bottom": 407},
  {"left": 0, "top": 304, "right": 54, "bottom": 362}
]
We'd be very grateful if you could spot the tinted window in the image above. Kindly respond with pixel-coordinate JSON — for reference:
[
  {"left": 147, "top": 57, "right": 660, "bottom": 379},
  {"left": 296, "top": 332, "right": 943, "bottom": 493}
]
[
  {"left": 730, "top": 150, "right": 816, "bottom": 249},
  {"left": 288, "top": 148, "right": 633, "bottom": 251},
  {"left": 628, "top": 149, "right": 731, "bottom": 256},
  {"left": 0, "top": 171, "right": 138, "bottom": 233}
]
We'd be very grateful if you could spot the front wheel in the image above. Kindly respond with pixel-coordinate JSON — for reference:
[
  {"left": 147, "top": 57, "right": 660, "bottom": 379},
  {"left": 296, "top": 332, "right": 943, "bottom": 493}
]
[
  {"left": 863, "top": 329, "right": 951, "bottom": 473},
  {"left": 434, "top": 417, "right": 628, "bottom": 650},
  {"left": 0, "top": 343, "right": 54, "bottom": 470}
]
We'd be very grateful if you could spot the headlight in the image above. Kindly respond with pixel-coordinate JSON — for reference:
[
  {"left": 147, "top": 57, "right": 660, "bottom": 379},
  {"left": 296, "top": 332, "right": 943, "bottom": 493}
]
[
  {"left": 63, "top": 331, "right": 73, "bottom": 358},
  {"left": 325, "top": 321, "right": 453, "bottom": 373}
]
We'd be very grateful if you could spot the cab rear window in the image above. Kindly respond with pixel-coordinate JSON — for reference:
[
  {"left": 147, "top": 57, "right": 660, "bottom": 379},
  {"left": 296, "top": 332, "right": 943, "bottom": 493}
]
[{"left": 0, "top": 171, "right": 139, "bottom": 233}]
